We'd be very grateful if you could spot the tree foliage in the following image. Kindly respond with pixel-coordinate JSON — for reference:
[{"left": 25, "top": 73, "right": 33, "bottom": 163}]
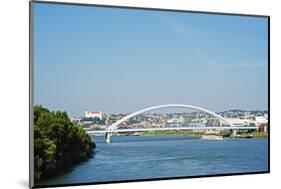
[{"left": 34, "top": 105, "right": 95, "bottom": 181}]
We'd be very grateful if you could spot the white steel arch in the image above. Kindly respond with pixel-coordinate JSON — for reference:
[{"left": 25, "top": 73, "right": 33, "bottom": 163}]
[{"left": 107, "top": 104, "right": 233, "bottom": 130}]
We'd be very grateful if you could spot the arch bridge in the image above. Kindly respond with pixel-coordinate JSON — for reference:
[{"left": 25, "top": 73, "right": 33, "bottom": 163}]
[{"left": 86, "top": 104, "right": 257, "bottom": 143}]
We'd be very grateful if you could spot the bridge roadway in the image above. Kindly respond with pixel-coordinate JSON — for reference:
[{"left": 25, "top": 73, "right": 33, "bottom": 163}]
[{"left": 86, "top": 126, "right": 257, "bottom": 135}]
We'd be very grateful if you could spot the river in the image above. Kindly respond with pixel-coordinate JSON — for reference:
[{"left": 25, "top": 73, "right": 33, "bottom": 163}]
[{"left": 38, "top": 136, "right": 268, "bottom": 186}]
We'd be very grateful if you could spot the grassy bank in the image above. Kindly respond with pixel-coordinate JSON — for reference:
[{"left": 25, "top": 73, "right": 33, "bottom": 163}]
[
  {"left": 235, "top": 131, "right": 268, "bottom": 138},
  {"left": 140, "top": 130, "right": 230, "bottom": 137},
  {"left": 141, "top": 131, "right": 203, "bottom": 136},
  {"left": 140, "top": 130, "right": 268, "bottom": 138},
  {"left": 253, "top": 132, "right": 268, "bottom": 138}
]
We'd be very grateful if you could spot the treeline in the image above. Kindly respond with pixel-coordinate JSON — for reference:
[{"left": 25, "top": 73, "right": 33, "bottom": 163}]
[{"left": 34, "top": 105, "right": 95, "bottom": 181}]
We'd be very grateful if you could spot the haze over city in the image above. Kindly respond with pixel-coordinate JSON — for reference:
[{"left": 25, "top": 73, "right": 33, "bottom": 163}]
[{"left": 34, "top": 3, "right": 268, "bottom": 117}]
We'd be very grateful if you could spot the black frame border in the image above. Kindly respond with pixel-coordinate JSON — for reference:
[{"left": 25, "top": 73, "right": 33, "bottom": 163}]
[{"left": 29, "top": 1, "right": 270, "bottom": 188}]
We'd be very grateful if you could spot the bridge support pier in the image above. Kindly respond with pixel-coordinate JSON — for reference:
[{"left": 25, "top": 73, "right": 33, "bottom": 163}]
[
  {"left": 231, "top": 129, "right": 237, "bottom": 137},
  {"left": 105, "top": 132, "right": 111, "bottom": 144}
]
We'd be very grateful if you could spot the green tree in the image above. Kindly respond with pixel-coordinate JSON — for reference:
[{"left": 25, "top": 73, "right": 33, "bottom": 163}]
[{"left": 34, "top": 105, "right": 95, "bottom": 181}]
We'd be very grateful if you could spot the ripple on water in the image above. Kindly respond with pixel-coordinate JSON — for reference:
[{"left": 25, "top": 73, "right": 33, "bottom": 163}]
[{"left": 37, "top": 136, "right": 268, "bottom": 186}]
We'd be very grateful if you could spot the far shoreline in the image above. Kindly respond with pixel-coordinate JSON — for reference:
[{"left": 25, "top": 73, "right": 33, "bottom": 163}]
[{"left": 136, "top": 131, "right": 268, "bottom": 138}]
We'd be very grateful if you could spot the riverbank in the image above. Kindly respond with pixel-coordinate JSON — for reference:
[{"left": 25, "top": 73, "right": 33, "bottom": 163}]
[
  {"left": 141, "top": 130, "right": 204, "bottom": 136},
  {"left": 236, "top": 132, "right": 268, "bottom": 138},
  {"left": 253, "top": 132, "right": 268, "bottom": 138},
  {"left": 140, "top": 130, "right": 268, "bottom": 138},
  {"left": 34, "top": 105, "right": 95, "bottom": 185},
  {"left": 140, "top": 130, "right": 230, "bottom": 137}
]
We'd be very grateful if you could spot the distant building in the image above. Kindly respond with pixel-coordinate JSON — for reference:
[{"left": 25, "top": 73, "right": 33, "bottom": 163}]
[
  {"left": 225, "top": 118, "right": 253, "bottom": 126},
  {"left": 85, "top": 111, "right": 102, "bottom": 119},
  {"left": 244, "top": 112, "right": 251, "bottom": 119},
  {"left": 165, "top": 117, "right": 185, "bottom": 125},
  {"left": 70, "top": 117, "right": 82, "bottom": 122},
  {"left": 151, "top": 122, "right": 165, "bottom": 127},
  {"left": 255, "top": 116, "right": 268, "bottom": 126}
]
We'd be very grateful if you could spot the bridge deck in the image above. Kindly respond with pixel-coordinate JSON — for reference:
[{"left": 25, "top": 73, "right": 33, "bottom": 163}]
[{"left": 86, "top": 126, "right": 257, "bottom": 134}]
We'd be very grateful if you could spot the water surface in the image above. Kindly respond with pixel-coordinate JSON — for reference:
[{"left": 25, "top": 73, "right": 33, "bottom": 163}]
[{"left": 38, "top": 136, "right": 268, "bottom": 185}]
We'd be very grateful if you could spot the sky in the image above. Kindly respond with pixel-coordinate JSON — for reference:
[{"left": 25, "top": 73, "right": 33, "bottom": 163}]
[{"left": 33, "top": 2, "right": 268, "bottom": 117}]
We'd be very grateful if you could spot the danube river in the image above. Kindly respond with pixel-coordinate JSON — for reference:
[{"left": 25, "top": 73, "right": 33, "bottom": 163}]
[{"left": 38, "top": 136, "right": 268, "bottom": 186}]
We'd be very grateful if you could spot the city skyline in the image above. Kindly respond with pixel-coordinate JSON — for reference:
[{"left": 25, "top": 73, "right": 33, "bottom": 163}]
[
  {"left": 75, "top": 108, "right": 269, "bottom": 118},
  {"left": 34, "top": 3, "right": 268, "bottom": 117}
]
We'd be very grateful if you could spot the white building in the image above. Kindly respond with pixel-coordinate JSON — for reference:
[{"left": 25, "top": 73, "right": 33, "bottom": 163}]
[
  {"left": 244, "top": 112, "right": 252, "bottom": 119},
  {"left": 85, "top": 111, "right": 102, "bottom": 119},
  {"left": 70, "top": 117, "right": 82, "bottom": 122},
  {"left": 255, "top": 116, "right": 268, "bottom": 126},
  {"left": 167, "top": 116, "right": 185, "bottom": 124},
  {"left": 167, "top": 118, "right": 178, "bottom": 124},
  {"left": 225, "top": 118, "right": 253, "bottom": 126}
]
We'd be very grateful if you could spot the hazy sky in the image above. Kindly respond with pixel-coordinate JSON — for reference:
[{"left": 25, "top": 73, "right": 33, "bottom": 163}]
[{"left": 34, "top": 3, "right": 268, "bottom": 117}]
